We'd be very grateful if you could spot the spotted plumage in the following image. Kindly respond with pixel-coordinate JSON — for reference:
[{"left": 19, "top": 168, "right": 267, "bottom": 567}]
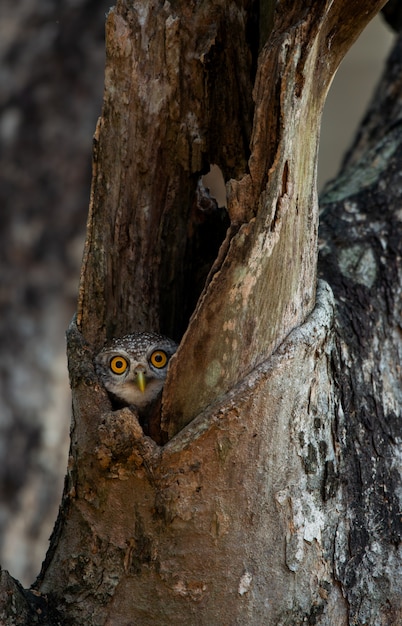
[{"left": 95, "top": 332, "right": 178, "bottom": 413}]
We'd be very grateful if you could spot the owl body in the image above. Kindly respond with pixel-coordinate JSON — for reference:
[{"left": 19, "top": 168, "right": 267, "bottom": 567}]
[{"left": 95, "top": 332, "right": 177, "bottom": 412}]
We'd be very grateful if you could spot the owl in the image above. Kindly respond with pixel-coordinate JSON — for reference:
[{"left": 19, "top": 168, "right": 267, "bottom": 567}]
[{"left": 95, "top": 332, "right": 178, "bottom": 415}]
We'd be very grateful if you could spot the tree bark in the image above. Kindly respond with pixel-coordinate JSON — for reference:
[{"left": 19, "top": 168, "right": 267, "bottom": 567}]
[
  {"left": 317, "top": 31, "right": 402, "bottom": 624},
  {"left": 3, "top": 1, "right": 400, "bottom": 625}
]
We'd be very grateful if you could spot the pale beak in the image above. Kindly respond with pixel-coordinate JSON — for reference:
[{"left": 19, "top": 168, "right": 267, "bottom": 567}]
[{"left": 135, "top": 370, "right": 146, "bottom": 393}]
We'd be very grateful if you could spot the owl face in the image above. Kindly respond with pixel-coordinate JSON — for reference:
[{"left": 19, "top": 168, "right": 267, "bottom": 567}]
[{"left": 95, "top": 332, "right": 178, "bottom": 411}]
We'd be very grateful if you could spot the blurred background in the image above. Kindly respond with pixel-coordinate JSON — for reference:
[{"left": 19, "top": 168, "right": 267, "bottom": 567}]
[{"left": 0, "top": 4, "right": 395, "bottom": 587}]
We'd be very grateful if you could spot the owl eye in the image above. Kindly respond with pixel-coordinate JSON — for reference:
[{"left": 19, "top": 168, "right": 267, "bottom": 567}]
[
  {"left": 110, "top": 355, "right": 128, "bottom": 374},
  {"left": 150, "top": 350, "right": 168, "bottom": 369}
]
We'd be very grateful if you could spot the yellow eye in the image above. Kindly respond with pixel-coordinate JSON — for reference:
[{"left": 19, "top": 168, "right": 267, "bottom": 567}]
[
  {"left": 110, "top": 356, "right": 128, "bottom": 374},
  {"left": 150, "top": 350, "right": 168, "bottom": 369}
]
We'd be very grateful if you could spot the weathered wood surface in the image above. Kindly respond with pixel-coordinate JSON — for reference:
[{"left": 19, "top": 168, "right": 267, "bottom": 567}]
[
  {"left": 77, "top": 0, "right": 385, "bottom": 440},
  {"left": 3, "top": 1, "right": 399, "bottom": 625},
  {"left": 38, "top": 282, "right": 340, "bottom": 625},
  {"left": 77, "top": 0, "right": 256, "bottom": 347}
]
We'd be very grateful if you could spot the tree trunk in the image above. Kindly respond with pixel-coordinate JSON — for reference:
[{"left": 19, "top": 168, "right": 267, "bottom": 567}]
[
  {"left": 317, "top": 29, "right": 402, "bottom": 623},
  {"left": 3, "top": 1, "right": 401, "bottom": 625}
]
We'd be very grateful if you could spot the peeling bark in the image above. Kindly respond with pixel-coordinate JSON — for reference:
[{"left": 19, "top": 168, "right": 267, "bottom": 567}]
[
  {"left": 37, "top": 282, "right": 340, "bottom": 625},
  {"left": 78, "top": 0, "right": 257, "bottom": 345}
]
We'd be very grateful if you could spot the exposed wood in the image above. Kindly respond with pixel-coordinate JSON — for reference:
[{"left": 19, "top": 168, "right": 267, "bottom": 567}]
[
  {"left": 77, "top": 0, "right": 257, "bottom": 345},
  {"left": 163, "top": 0, "right": 387, "bottom": 436},
  {"left": 3, "top": 2, "right": 399, "bottom": 625},
  {"left": 76, "top": 1, "right": 386, "bottom": 439},
  {"left": 37, "top": 283, "right": 343, "bottom": 625}
]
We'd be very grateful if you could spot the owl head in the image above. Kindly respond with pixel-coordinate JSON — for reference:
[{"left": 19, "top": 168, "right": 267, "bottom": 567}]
[{"left": 95, "top": 332, "right": 178, "bottom": 411}]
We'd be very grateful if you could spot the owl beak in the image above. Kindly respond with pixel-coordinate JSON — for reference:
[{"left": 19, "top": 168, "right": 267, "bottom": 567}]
[{"left": 135, "top": 370, "right": 146, "bottom": 393}]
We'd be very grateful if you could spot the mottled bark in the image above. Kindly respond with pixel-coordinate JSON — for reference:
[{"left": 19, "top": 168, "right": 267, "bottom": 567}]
[
  {"left": 2, "top": 1, "right": 399, "bottom": 625},
  {"left": 318, "top": 32, "right": 402, "bottom": 625}
]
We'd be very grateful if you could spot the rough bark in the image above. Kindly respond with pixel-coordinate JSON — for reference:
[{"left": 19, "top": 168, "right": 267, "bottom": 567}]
[
  {"left": 77, "top": 0, "right": 384, "bottom": 438},
  {"left": 43, "top": 282, "right": 340, "bottom": 625},
  {"left": 77, "top": 0, "right": 256, "bottom": 346},
  {"left": 318, "top": 31, "right": 402, "bottom": 625},
  {"left": 2, "top": 1, "right": 399, "bottom": 625}
]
